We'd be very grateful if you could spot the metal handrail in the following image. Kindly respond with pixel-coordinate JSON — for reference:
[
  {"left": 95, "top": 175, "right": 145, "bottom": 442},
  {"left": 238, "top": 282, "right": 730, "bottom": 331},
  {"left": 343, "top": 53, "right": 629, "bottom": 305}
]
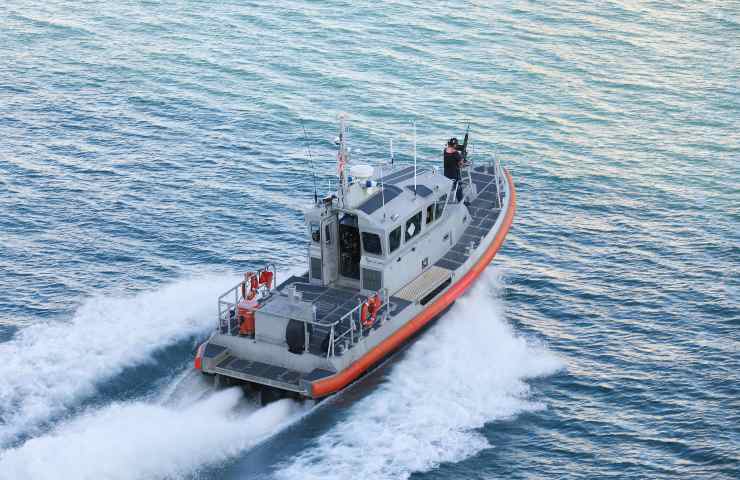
[
  {"left": 485, "top": 154, "right": 504, "bottom": 209},
  {"left": 496, "top": 157, "right": 504, "bottom": 208},
  {"left": 327, "top": 288, "right": 391, "bottom": 359},
  {"left": 441, "top": 181, "right": 455, "bottom": 216},
  {"left": 217, "top": 264, "right": 278, "bottom": 335},
  {"left": 216, "top": 274, "right": 395, "bottom": 359}
]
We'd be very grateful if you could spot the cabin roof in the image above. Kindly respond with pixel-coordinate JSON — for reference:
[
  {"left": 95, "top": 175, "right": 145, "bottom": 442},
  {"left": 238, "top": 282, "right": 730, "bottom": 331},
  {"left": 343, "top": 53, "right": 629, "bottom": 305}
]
[{"left": 356, "top": 165, "right": 451, "bottom": 223}]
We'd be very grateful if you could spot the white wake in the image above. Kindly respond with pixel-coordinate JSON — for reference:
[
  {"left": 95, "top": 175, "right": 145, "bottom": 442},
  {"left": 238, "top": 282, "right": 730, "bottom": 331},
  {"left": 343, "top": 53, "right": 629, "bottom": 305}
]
[
  {"left": 0, "top": 274, "right": 238, "bottom": 445},
  {"left": 0, "top": 268, "right": 561, "bottom": 480},
  {"left": 0, "top": 386, "right": 308, "bottom": 480},
  {"left": 275, "top": 268, "right": 564, "bottom": 480}
]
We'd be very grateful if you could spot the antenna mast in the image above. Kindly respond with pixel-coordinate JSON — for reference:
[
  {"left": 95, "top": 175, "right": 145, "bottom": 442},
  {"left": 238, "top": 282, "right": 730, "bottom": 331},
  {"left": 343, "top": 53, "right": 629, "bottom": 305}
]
[
  {"left": 336, "top": 114, "right": 350, "bottom": 207},
  {"left": 379, "top": 164, "right": 386, "bottom": 220},
  {"left": 300, "top": 120, "right": 319, "bottom": 204}
]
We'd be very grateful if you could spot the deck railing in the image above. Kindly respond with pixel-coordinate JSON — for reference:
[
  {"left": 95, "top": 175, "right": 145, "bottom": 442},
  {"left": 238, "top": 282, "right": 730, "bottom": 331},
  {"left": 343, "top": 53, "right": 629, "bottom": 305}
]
[
  {"left": 218, "top": 273, "right": 392, "bottom": 360},
  {"left": 326, "top": 288, "right": 391, "bottom": 359},
  {"left": 217, "top": 264, "right": 276, "bottom": 335}
]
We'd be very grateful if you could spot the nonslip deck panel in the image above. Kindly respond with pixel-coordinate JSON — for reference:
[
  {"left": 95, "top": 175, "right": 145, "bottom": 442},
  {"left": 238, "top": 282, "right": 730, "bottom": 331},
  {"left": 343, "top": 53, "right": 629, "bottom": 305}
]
[
  {"left": 405, "top": 184, "right": 433, "bottom": 197},
  {"left": 214, "top": 353, "right": 334, "bottom": 393},
  {"left": 277, "top": 276, "right": 411, "bottom": 320},
  {"left": 436, "top": 258, "right": 462, "bottom": 270},
  {"left": 435, "top": 169, "right": 502, "bottom": 269},
  {"left": 381, "top": 165, "right": 416, "bottom": 185},
  {"left": 358, "top": 185, "right": 403, "bottom": 214},
  {"left": 275, "top": 275, "right": 412, "bottom": 355},
  {"left": 203, "top": 343, "right": 227, "bottom": 358},
  {"left": 302, "top": 368, "right": 335, "bottom": 382},
  {"left": 217, "top": 355, "right": 304, "bottom": 386}
]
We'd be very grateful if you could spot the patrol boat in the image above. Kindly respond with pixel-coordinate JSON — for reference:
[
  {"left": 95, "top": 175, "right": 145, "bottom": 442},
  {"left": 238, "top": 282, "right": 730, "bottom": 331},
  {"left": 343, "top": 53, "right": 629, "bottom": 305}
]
[{"left": 194, "top": 117, "right": 516, "bottom": 403}]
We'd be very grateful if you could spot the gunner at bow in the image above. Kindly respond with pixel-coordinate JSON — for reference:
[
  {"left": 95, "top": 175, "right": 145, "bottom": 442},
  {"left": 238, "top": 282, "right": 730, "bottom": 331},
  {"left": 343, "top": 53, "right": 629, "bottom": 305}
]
[{"left": 443, "top": 137, "right": 464, "bottom": 202}]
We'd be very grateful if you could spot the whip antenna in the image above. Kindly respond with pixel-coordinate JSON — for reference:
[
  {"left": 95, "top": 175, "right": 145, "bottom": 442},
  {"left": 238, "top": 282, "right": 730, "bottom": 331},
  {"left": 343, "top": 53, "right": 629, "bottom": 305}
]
[
  {"left": 413, "top": 120, "right": 417, "bottom": 196},
  {"left": 300, "top": 120, "right": 319, "bottom": 204},
  {"left": 379, "top": 164, "right": 386, "bottom": 220}
]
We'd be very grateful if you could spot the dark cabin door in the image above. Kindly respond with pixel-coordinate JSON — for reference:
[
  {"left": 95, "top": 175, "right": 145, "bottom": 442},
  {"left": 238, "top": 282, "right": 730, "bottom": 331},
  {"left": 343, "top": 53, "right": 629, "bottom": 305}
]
[{"left": 338, "top": 213, "right": 361, "bottom": 280}]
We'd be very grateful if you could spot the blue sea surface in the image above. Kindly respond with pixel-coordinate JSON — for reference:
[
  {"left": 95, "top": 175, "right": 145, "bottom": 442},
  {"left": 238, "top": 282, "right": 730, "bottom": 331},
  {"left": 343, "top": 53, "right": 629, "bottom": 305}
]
[{"left": 0, "top": 1, "right": 738, "bottom": 479}]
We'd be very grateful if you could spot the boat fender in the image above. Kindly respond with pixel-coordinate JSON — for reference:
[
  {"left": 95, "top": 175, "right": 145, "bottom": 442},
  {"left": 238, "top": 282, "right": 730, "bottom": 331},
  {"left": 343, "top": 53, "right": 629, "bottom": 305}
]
[
  {"left": 285, "top": 319, "right": 306, "bottom": 354},
  {"left": 249, "top": 272, "right": 258, "bottom": 291},
  {"left": 194, "top": 343, "right": 205, "bottom": 370}
]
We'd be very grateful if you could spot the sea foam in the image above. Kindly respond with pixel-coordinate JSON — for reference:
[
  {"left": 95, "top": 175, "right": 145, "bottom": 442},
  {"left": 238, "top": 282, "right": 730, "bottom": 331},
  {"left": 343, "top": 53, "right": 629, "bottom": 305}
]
[
  {"left": 0, "top": 274, "right": 238, "bottom": 446},
  {"left": 275, "top": 268, "right": 564, "bottom": 480},
  {"left": 0, "top": 386, "right": 307, "bottom": 480}
]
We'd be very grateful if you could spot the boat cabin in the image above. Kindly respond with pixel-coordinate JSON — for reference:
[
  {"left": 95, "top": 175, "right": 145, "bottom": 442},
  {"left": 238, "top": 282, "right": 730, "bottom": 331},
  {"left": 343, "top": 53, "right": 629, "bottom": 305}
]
[{"left": 304, "top": 163, "right": 471, "bottom": 296}]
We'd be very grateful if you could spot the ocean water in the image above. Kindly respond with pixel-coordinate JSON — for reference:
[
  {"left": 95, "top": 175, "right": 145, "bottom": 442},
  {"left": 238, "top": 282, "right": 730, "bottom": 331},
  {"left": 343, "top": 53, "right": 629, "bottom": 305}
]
[{"left": 1, "top": 1, "right": 738, "bottom": 479}]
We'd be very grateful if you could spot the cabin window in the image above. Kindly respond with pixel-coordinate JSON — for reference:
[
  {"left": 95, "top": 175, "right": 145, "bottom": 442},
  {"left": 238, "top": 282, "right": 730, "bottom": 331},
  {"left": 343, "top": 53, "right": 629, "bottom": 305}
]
[
  {"left": 310, "top": 223, "right": 320, "bottom": 243},
  {"left": 426, "top": 203, "right": 435, "bottom": 224},
  {"left": 435, "top": 195, "right": 447, "bottom": 219},
  {"left": 362, "top": 232, "right": 382, "bottom": 255},
  {"left": 405, "top": 211, "right": 422, "bottom": 242},
  {"left": 389, "top": 226, "right": 402, "bottom": 253}
]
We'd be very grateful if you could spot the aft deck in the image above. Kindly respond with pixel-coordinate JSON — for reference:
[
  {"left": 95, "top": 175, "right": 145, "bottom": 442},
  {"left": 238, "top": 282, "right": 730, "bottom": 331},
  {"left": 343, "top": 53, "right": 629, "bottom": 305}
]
[
  {"left": 202, "top": 343, "right": 333, "bottom": 393},
  {"left": 274, "top": 275, "right": 412, "bottom": 355}
]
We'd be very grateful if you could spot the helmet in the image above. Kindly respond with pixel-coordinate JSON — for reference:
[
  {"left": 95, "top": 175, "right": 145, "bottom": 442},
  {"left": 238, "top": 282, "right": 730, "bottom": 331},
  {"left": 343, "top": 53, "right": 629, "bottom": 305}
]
[{"left": 448, "top": 137, "right": 458, "bottom": 147}]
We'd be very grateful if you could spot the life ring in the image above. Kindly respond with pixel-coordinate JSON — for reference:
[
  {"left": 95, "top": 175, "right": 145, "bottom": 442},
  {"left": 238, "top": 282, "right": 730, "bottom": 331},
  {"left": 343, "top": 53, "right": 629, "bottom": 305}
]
[
  {"left": 360, "top": 294, "right": 381, "bottom": 328},
  {"left": 249, "top": 273, "right": 258, "bottom": 291},
  {"left": 360, "top": 302, "right": 371, "bottom": 327},
  {"left": 242, "top": 272, "right": 259, "bottom": 300}
]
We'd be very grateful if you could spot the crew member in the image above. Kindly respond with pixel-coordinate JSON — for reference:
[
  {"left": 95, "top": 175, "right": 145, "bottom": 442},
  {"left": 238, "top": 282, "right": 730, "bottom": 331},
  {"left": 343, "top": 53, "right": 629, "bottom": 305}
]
[{"left": 443, "top": 137, "right": 464, "bottom": 202}]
